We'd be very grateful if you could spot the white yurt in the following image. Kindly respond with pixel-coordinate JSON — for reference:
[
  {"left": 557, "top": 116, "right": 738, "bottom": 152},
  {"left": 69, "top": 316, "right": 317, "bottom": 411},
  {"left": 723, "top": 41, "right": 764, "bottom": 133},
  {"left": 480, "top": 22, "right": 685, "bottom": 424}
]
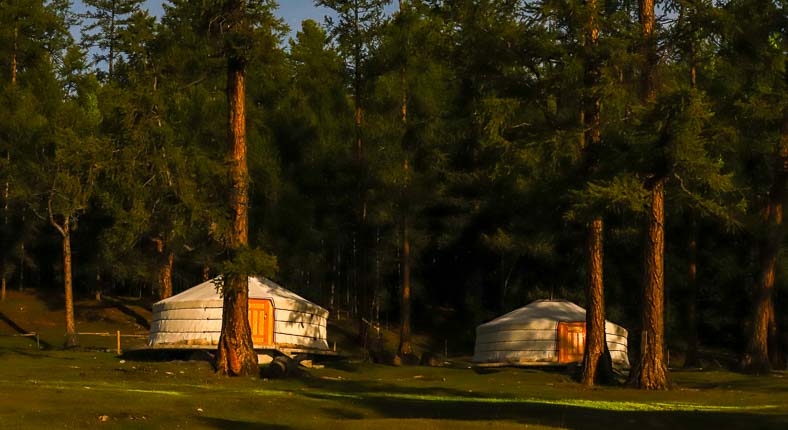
[
  {"left": 473, "top": 299, "right": 629, "bottom": 367},
  {"left": 148, "top": 277, "right": 329, "bottom": 351}
]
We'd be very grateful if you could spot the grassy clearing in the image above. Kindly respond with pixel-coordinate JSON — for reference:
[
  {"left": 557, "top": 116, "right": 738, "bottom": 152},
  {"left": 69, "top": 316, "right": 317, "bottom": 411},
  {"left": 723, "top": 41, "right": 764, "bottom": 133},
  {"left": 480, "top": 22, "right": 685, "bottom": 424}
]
[
  {"left": 2, "top": 291, "right": 787, "bottom": 429},
  {"left": 0, "top": 343, "right": 786, "bottom": 430}
]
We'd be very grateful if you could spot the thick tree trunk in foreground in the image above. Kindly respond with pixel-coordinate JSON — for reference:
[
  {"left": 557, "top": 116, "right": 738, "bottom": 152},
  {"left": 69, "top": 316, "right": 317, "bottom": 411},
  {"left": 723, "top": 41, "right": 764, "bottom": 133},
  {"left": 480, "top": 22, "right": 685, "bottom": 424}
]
[
  {"left": 217, "top": 273, "right": 257, "bottom": 376},
  {"left": 582, "top": 218, "right": 610, "bottom": 385},
  {"left": 743, "top": 115, "right": 788, "bottom": 373},
  {"left": 628, "top": 0, "right": 668, "bottom": 390},
  {"left": 579, "top": 0, "right": 611, "bottom": 386},
  {"left": 629, "top": 180, "right": 669, "bottom": 389},
  {"left": 215, "top": 18, "right": 257, "bottom": 375}
]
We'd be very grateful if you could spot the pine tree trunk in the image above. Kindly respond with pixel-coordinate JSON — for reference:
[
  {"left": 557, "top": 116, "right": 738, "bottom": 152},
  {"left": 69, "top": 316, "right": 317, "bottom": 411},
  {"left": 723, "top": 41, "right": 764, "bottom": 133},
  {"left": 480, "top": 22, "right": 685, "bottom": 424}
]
[
  {"left": 216, "top": 273, "right": 257, "bottom": 376},
  {"left": 355, "top": 80, "right": 371, "bottom": 347},
  {"left": 398, "top": 9, "right": 413, "bottom": 355},
  {"left": 11, "top": 22, "right": 17, "bottom": 86},
  {"left": 629, "top": 180, "right": 668, "bottom": 389},
  {"left": 768, "top": 302, "right": 785, "bottom": 369},
  {"left": 94, "top": 270, "right": 102, "bottom": 302},
  {"left": 582, "top": 217, "right": 608, "bottom": 385},
  {"left": 108, "top": 10, "right": 115, "bottom": 80},
  {"left": 639, "top": 0, "right": 657, "bottom": 101},
  {"left": 628, "top": 0, "right": 668, "bottom": 390},
  {"left": 743, "top": 115, "right": 788, "bottom": 373},
  {"left": 579, "top": 0, "right": 610, "bottom": 386},
  {"left": 399, "top": 215, "right": 412, "bottom": 356},
  {"left": 62, "top": 218, "right": 78, "bottom": 348},
  {"left": 215, "top": 5, "right": 257, "bottom": 375},
  {"left": 684, "top": 216, "right": 700, "bottom": 367},
  {"left": 154, "top": 238, "right": 174, "bottom": 299}
]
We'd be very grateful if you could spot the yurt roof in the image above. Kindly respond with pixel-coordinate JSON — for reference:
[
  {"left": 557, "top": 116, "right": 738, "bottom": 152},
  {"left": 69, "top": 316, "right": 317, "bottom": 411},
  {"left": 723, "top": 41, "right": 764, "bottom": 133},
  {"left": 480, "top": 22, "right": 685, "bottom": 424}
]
[
  {"left": 152, "top": 276, "right": 328, "bottom": 318},
  {"left": 478, "top": 299, "right": 627, "bottom": 336}
]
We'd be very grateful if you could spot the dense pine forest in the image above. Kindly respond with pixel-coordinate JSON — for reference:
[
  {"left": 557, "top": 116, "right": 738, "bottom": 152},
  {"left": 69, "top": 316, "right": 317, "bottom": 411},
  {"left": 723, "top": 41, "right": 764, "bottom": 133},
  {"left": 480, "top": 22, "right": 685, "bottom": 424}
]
[{"left": 0, "top": 0, "right": 786, "bottom": 387}]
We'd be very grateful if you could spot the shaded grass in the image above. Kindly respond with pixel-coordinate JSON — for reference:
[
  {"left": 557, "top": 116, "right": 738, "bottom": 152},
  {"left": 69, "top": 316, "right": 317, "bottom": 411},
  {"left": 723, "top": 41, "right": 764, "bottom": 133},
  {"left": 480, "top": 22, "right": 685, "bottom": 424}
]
[{"left": 0, "top": 342, "right": 786, "bottom": 429}]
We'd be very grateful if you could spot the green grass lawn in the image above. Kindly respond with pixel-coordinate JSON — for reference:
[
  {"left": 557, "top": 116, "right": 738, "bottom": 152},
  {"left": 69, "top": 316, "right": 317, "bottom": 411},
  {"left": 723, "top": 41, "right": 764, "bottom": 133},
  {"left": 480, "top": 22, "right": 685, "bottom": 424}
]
[
  {"left": 1, "top": 291, "right": 787, "bottom": 429},
  {"left": 0, "top": 337, "right": 786, "bottom": 430}
]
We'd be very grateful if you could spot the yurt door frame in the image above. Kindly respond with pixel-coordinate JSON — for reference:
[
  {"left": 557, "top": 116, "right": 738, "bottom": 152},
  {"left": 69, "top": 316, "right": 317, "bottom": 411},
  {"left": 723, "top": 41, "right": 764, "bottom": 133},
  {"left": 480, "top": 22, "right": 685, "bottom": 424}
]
[
  {"left": 557, "top": 321, "right": 586, "bottom": 364},
  {"left": 248, "top": 298, "right": 275, "bottom": 346}
]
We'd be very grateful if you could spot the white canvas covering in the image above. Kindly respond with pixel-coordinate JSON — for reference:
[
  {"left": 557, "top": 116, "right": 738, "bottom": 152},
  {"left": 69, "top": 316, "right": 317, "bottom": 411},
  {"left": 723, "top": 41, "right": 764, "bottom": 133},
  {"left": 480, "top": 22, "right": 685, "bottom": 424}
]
[
  {"left": 473, "top": 299, "right": 629, "bottom": 366},
  {"left": 148, "top": 277, "right": 329, "bottom": 350}
]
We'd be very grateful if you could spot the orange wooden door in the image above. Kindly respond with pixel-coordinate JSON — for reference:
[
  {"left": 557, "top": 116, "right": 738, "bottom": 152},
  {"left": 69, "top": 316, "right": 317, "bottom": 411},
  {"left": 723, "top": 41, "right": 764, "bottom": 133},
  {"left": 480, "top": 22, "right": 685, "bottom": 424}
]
[
  {"left": 248, "top": 299, "right": 274, "bottom": 346},
  {"left": 557, "top": 322, "right": 586, "bottom": 363}
]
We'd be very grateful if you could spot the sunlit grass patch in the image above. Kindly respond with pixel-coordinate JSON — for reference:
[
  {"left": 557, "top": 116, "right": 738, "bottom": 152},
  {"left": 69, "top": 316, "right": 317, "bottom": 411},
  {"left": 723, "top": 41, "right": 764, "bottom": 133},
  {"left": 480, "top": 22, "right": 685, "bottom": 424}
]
[
  {"left": 1, "top": 379, "right": 187, "bottom": 397},
  {"left": 305, "top": 390, "right": 779, "bottom": 412}
]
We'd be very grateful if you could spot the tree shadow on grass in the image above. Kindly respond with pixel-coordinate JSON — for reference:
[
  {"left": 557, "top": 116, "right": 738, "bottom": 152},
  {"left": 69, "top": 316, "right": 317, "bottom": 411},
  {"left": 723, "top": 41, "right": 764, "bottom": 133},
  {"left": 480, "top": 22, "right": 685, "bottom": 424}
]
[
  {"left": 677, "top": 375, "right": 788, "bottom": 393},
  {"left": 197, "top": 416, "right": 292, "bottom": 430},
  {"left": 300, "top": 376, "right": 497, "bottom": 401},
  {"left": 103, "top": 297, "right": 150, "bottom": 330},
  {"left": 296, "top": 377, "right": 788, "bottom": 429},
  {"left": 0, "top": 348, "right": 74, "bottom": 360},
  {"left": 0, "top": 311, "right": 53, "bottom": 349}
]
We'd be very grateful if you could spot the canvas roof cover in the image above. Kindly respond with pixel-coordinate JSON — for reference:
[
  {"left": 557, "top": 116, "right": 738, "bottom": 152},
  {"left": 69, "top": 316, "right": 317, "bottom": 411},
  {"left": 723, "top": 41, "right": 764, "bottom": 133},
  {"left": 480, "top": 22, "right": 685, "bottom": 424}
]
[{"left": 153, "top": 276, "right": 328, "bottom": 318}]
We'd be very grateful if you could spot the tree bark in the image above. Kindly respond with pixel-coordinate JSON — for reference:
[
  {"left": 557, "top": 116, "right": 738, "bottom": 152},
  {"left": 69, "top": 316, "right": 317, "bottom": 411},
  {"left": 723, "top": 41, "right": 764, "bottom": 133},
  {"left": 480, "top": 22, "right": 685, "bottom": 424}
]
[
  {"left": 215, "top": 1, "right": 258, "bottom": 375},
  {"left": 48, "top": 195, "right": 78, "bottom": 348},
  {"left": 154, "top": 238, "right": 174, "bottom": 299},
  {"left": 108, "top": 9, "right": 115, "bottom": 80},
  {"left": 639, "top": 0, "right": 657, "bottom": 102},
  {"left": 629, "top": 179, "right": 669, "bottom": 389},
  {"left": 11, "top": 20, "right": 17, "bottom": 86},
  {"left": 579, "top": 0, "right": 610, "bottom": 386},
  {"left": 628, "top": 0, "right": 669, "bottom": 390},
  {"left": 743, "top": 113, "right": 788, "bottom": 373},
  {"left": 582, "top": 218, "right": 609, "bottom": 385},
  {"left": 61, "top": 219, "right": 78, "bottom": 348},
  {"left": 216, "top": 273, "right": 257, "bottom": 376}
]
